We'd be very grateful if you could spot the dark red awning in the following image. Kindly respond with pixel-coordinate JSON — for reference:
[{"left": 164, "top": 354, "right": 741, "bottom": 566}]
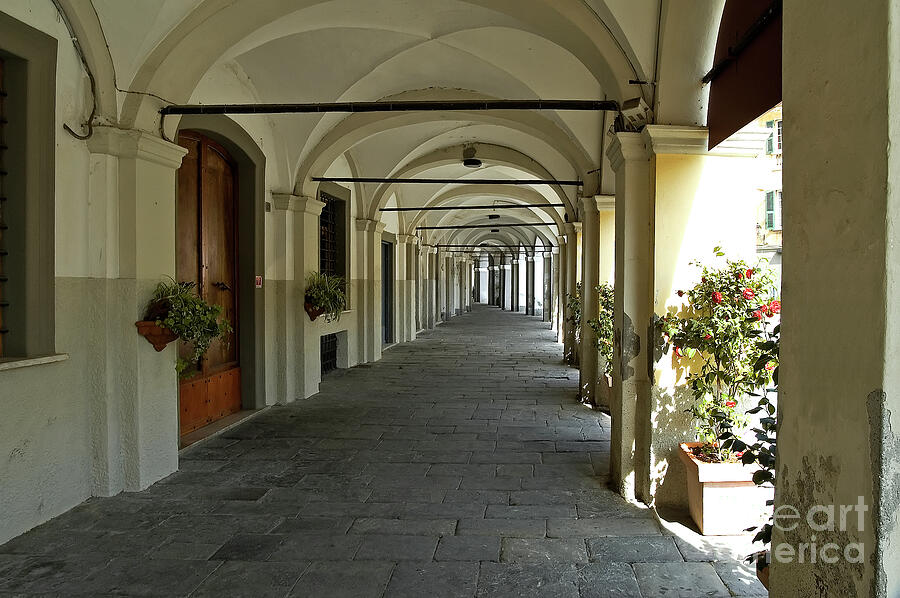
[{"left": 706, "top": 0, "right": 782, "bottom": 150}]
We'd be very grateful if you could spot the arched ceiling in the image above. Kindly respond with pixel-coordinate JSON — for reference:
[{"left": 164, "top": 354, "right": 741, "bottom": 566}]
[{"left": 86, "top": 0, "right": 722, "bottom": 251}]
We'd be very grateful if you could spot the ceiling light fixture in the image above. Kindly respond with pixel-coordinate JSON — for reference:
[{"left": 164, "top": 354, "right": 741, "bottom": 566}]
[{"left": 463, "top": 145, "right": 482, "bottom": 169}]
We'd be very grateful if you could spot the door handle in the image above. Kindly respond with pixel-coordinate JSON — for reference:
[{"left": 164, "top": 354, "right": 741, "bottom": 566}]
[{"left": 212, "top": 281, "right": 231, "bottom": 291}]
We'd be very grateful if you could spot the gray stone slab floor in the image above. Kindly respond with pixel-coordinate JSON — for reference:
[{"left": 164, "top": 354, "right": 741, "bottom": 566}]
[{"left": 0, "top": 305, "right": 767, "bottom": 597}]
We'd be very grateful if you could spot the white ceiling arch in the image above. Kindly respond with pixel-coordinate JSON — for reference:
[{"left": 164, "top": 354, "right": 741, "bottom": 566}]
[
  {"left": 119, "top": 0, "right": 648, "bottom": 132},
  {"left": 294, "top": 89, "right": 596, "bottom": 197},
  {"left": 364, "top": 143, "right": 575, "bottom": 221},
  {"left": 403, "top": 186, "right": 565, "bottom": 235}
]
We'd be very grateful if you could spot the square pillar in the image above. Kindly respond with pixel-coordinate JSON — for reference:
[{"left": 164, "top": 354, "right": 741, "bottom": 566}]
[
  {"left": 86, "top": 127, "right": 187, "bottom": 493},
  {"left": 283, "top": 195, "right": 327, "bottom": 399},
  {"left": 355, "top": 218, "right": 385, "bottom": 362},
  {"left": 771, "top": 1, "right": 900, "bottom": 594},
  {"left": 608, "top": 132, "right": 652, "bottom": 501},
  {"left": 556, "top": 239, "right": 566, "bottom": 341},
  {"left": 423, "top": 246, "right": 437, "bottom": 329},
  {"left": 563, "top": 222, "right": 581, "bottom": 364},
  {"left": 579, "top": 195, "right": 613, "bottom": 406},
  {"left": 543, "top": 253, "right": 552, "bottom": 323},
  {"left": 526, "top": 255, "right": 536, "bottom": 316},
  {"left": 511, "top": 258, "right": 520, "bottom": 312},
  {"left": 397, "top": 235, "right": 418, "bottom": 343}
]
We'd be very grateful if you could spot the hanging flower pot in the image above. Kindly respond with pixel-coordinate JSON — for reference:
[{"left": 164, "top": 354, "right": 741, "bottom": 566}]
[
  {"left": 304, "top": 300, "right": 326, "bottom": 321},
  {"left": 135, "top": 321, "right": 178, "bottom": 351},
  {"left": 304, "top": 272, "right": 347, "bottom": 323}
]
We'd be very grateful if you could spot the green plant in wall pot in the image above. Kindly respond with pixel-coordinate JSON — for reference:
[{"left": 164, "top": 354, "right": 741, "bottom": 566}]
[
  {"left": 136, "top": 278, "right": 233, "bottom": 377},
  {"left": 587, "top": 283, "right": 615, "bottom": 377},
  {"left": 305, "top": 272, "right": 347, "bottom": 323}
]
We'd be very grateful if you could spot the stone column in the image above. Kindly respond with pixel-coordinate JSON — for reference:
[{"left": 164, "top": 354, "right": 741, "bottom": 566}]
[
  {"left": 511, "top": 258, "right": 520, "bottom": 312},
  {"left": 498, "top": 254, "right": 506, "bottom": 310},
  {"left": 543, "top": 253, "right": 552, "bottom": 322},
  {"left": 85, "top": 127, "right": 187, "bottom": 493},
  {"left": 607, "top": 132, "right": 651, "bottom": 501},
  {"left": 355, "top": 218, "right": 385, "bottom": 362},
  {"left": 292, "top": 196, "right": 327, "bottom": 398},
  {"left": 556, "top": 237, "right": 567, "bottom": 342},
  {"left": 526, "top": 255, "right": 536, "bottom": 316},
  {"left": 422, "top": 245, "right": 436, "bottom": 329},
  {"left": 563, "top": 222, "right": 581, "bottom": 364},
  {"left": 397, "top": 234, "right": 418, "bottom": 343},
  {"left": 579, "top": 195, "right": 602, "bottom": 405},
  {"left": 770, "top": 1, "right": 900, "bottom": 594},
  {"left": 552, "top": 246, "right": 562, "bottom": 332},
  {"left": 443, "top": 254, "right": 453, "bottom": 321}
]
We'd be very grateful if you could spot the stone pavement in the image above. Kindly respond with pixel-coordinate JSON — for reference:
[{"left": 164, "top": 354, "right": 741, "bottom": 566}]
[{"left": 0, "top": 305, "right": 767, "bottom": 597}]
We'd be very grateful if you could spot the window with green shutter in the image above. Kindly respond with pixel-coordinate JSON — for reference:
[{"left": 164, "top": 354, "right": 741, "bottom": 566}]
[
  {"left": 765, "top": 120, "right": 774, "bottom": 154},
  {"left": 765, "top": 191, "right": 775, "bottom": 230}
]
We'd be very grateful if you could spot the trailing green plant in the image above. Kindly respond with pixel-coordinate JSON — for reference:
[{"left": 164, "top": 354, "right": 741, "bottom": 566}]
[
  {"left": 565, "top": 282, "right": 583, "bottom": 346},
  {"left": 658, "top": 248, "right": 779, "bottom": 462},
  {"left": 586, "top": 283, "right": 615, "bottom": 376},
  {"left": 722, "top": 323, "right": 779, "bottom": 565},
  {"left": 305, "top": 271, "right": 347, "bottom": 323},
  {"left": 143, "top": 279, "right": 233, "bottom": 376}
]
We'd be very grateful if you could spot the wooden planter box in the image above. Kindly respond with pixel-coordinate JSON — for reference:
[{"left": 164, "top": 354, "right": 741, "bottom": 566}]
[{"left": 678, "top": 442, "right": 773, "bottom": 536}]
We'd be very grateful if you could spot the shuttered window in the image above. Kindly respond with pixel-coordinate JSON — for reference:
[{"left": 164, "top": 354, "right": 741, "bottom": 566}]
[
  {"left": 319, "top": 192, "right": 338, "bottom": 277},
  {"left": 0, "top": 58, "right": 8, "bottom": 356}
]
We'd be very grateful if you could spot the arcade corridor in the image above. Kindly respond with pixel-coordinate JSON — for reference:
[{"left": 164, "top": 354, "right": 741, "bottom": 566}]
[{"left": 0, "top": 307, "right": 761, "bottom": 597}]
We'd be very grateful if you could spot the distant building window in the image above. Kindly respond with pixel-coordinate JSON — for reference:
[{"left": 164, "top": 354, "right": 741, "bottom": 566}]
[
  {"left": 765, "top": 190, "right": 783, "bottom": 231},
  {"left": 765, "top": 119, "right": 783, "bottom": 154}
]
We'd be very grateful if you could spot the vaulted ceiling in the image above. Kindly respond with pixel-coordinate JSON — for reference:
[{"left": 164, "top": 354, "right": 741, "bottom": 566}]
[{"left": 90, "top": 0, "right": 723, "bottom": 250}]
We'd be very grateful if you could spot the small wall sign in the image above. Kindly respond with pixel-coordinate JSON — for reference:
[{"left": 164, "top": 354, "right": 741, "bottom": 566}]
[{"left": 255, "top": 275, "right": 263, "bottom": 289}]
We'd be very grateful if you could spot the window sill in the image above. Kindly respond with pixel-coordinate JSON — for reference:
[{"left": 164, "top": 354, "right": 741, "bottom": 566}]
[{"left": 0, "top": 353, "right": 70, "bottom": 372}]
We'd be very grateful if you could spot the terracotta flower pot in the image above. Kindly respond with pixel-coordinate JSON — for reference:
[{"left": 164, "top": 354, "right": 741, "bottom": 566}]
[
  {"left": 304, "top": 301, "right": 326, "bottom": 322},
  {"left": 678, "top": 442, "right": 774, "bottom": 535},
  {"left": 135, "top": 321, "right": 178, "bottom": 351}
]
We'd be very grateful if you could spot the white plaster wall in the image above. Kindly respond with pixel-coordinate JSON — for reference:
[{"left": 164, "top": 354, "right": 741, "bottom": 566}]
[
  {"left": 0, "top": 2, "right": 107, "bottom": 544},
  {"left": 649, "top": 151, "right": 761, "bottom": 508}
]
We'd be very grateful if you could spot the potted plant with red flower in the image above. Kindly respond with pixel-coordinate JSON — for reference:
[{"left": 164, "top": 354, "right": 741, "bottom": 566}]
[{"left": 659, "top": 248, "right": 780, "bottom": 535}]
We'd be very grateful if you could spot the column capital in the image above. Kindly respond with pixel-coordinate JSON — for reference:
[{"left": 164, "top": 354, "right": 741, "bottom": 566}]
[
  {"left": 397, "top": 234, "right": 418, "bottom": 244},
  {"left": 580, "top": 194, "right": 615, "bottom": 214},
  {"left": 641, "top": 124, "right": 767, "bottom": 158},
  {"left": 355, "top": 218, "right": 386, "bottom": 233},
  {"left": 87, "top": 126, "right": 187, "bottom": 169},
  {"left": 272, "top": 193, "right": 325, "bottom": 215},
  {"left": 607, "top": 132, "right": 650, "bottom": 173}
]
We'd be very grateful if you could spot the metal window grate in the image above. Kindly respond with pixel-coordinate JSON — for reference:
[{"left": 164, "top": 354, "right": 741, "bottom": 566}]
[
  {"left": 0, "top": 58, "right": 7, "bottom": 356},
  {"left": 321, "top": 333, "right": 338, "bottom": 375},
  {"left": 320, "top": 192, "right": 338, "bottom": 277}
]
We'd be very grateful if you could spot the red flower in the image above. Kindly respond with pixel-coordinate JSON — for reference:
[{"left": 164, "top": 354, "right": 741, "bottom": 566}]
[
  {"left": 674, "top": 346, "right": 684, "bottom": 357},
  {"left": 752, "top": 310, "right": 765, "bottom": 321},
  {"left": 765, "top": 362, "right": 776, "bottom": 371},
  {"left": 745, "top": 268, "right": 754, "bottom": 279},
  {"left": 736, "top": 271, "right": 744, "bottom": 280},
  {"left": 676, "top": 290, "right": 684, "bottom": 297},
  {"left": 769, "top": 300, "right": 781, "bottom": 314},
  {"left": 735, "top": 451, "right": 744, "bottom": 458},
  {"left": 703, "top": 334, "right": 712, "bottom": 340},
  {"left": 712, "top": 291, "right": 723, "bottom": 304},
  {"left": 742, "top": 288, "right": 755, "bottom": 300},
  {"left": 725, "top": 400, "right": 737, "bottom": 408}
]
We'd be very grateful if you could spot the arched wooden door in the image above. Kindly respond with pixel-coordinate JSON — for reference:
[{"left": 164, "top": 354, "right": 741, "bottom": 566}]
[{"left": 176, "top": 131, "right": 241, "bottom": 437}]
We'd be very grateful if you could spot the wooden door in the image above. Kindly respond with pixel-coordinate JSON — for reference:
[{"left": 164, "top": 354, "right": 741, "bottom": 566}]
[{"left": 176, "top": 131, "right": 241, "bottom": 437}]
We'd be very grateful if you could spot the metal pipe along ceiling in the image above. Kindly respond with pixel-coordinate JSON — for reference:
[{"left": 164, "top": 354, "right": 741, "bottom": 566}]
[{"left": 160, "top": 99, "right": 620, "bottom": 115}]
